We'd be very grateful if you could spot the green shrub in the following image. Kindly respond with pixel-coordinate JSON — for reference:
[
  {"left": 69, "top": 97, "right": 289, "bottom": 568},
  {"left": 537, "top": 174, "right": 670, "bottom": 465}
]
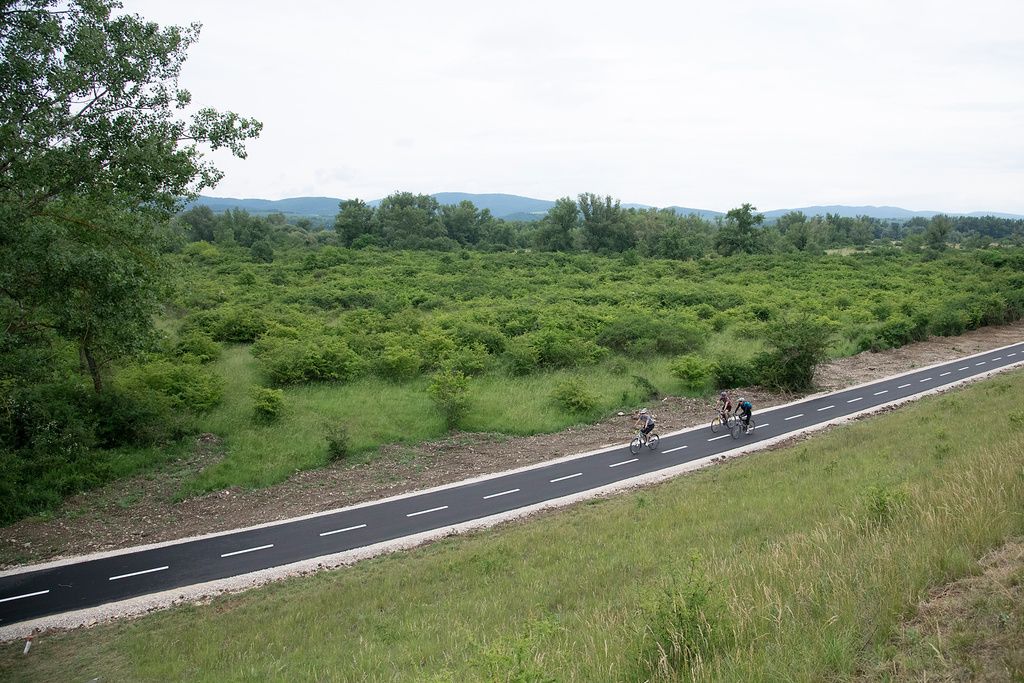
[
  {"left": 428, "top": 368, "right": 471, "bottom": 429},
  {"left": 632, "top": 375, "right": 658, "bottom": 400},
  {"left": 251, "top": 385, "right": 285, "bottom": 422},
  {"left": 669, "top": 354, "right": 718, "bottom": 393},
  {"left": 505, "top": 338, "right": 540, "bottom": 376},
  {"left": 754, "top": 312, "right": 836, "bottom": 392},
  {"left": 638, "top": 553, "right": 731, "bottom": 677},
  {"left": 712, "top": 354, "right": 757, "bottom": 389},
  {"left": 252, "top": 335, "right": 365, "bottom": 385},
  {"left": 117, "top": 359, "right": 225, "bottom": 412},
  {"left": 375, "top": 345, "right": 422, "bottom": 381},
  {"left": 324, "top": 424, "right": 351, "bottom": 462},
  {"left": 550, "top": 376, "right": 601, "bottom": 413},
  {"left": 173, "top": 330, "right": 223, "bottom": 363}
]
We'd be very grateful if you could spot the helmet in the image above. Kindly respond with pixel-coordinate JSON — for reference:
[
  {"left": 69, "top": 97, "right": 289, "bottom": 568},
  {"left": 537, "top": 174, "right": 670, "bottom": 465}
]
[
  {"left": 640, "top": 408, "right": 648, "bottom": 414},
  {"left": 738, "top": 398, "right": 745, "bottom": 403},
  {"left": 720, "top": 391, "right": 727, "bottom": 397}
]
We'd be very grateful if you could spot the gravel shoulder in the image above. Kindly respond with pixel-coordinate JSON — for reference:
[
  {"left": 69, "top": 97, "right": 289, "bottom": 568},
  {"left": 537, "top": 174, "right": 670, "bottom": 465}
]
[{"left": 3, "top": 321, "right": 1024, "bottom": 570}]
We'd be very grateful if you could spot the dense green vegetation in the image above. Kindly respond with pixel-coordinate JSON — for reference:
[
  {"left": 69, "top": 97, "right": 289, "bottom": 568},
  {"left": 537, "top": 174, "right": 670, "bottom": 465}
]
[
  {"left": 5, "top": 2, "right": 1024, "bottom": 528},
  {"left": 4, "top": 369, "right": 1022, "bottom": 681},
  {"left": 4, "top": 230, "right": 1024, "bottom": 523}
]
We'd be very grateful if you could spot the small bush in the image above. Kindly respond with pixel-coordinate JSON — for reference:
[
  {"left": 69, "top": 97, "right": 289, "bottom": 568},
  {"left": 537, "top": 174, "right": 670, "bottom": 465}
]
[
  {"left": 325, "top": 425, "right": 351, "bottom": 461},
  {"left": 632, "top": 375, "right": 658, "bottom": 400},
  {"left": 251, "top": 385, "right": 285, "bottom": 423},
  {"left": 173, "top": 330, "right": 223, "bottom": 364},
  {"left": 669, "top": 354, "right": 718, "bottom": 393},
  {"left": 638, "top": 553, "right": 730, "bottom": 677},
  {"left": 861, "top": 484, "right": 907, "bottom": 527},
  {"left": 550, "top": 376, "right": 601, "bottom": 413},
  {"left": 117, "top": 360, "right": 225, "bottom": 413},
  {"left": 712, "top": 354, "right": 757, "bottom": 389},
  {"left": 428, "top": 368, "right": 471, "bottom": 429}
]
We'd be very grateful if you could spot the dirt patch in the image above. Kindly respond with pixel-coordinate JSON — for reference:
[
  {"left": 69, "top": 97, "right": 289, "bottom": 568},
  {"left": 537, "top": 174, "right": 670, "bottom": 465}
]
[{"left": 2, "top": 321, "right": 1023, "bottom": 569}]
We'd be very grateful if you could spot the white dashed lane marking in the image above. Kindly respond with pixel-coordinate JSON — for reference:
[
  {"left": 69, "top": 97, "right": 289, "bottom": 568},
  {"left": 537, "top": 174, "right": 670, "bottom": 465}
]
[
  {"left": 406, "top": 506, "right": 448, "bottom": 517},
  {"left": 609, "top": 459, "right": 637, "bottom": 468},
  {"left": 920, "top": 377, "right": 932, "bottom": 382},
  {"left": 221, "top": 544, "right": 274, "bottom": 558},
  {"left": 0, "top": 590, "right": 49, "bottom": 603},
  {"left": 940, "top": 372, "right": 951, "bottom": 377},
  {"left": 664, "top": 445, "right": 688, "bottom": 453},
  {"left": 784, "top": 414, "right": 803, "bottom": 421},
  {"left": 898, "top": 383, "right": 911, "bottom": 388},
  {"left": 319, "top": 524, "right": 367, "bottom": 537},
  {"left": 847, "top": 397, "right": 863, "bottom": 403},
  {"left": 109, "top": 566, "right": 168, "bottom": 581},
  {"left": 550, "top": 473, "right": 582, "bottom": 483},
  {"left": 874, "top": 390, "right": 888, "bottom": 395},
  {"left": 817, "top": 405, "right": 834, "bottom": 411},
  {"left": 482, "top": 489, "right": 519, "bottom": 500}
]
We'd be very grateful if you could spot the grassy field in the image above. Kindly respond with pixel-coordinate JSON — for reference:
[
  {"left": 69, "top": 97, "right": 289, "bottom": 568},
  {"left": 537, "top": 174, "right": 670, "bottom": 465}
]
[
  {"left": 175, "top": 345, "right": 686, "bottom": 498},
  {"left": 3, "top": 370, "right": 1023, "bottom": 681}
]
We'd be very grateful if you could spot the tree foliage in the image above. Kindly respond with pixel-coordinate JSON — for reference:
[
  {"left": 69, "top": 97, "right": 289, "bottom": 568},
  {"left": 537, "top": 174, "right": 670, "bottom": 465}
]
[{"left": 1, "top": 0, "right": 261, "bottom": 391}]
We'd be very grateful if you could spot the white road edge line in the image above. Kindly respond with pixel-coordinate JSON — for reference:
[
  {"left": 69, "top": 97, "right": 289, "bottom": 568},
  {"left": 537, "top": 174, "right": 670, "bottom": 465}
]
[
  {"left": 817, "top": 405, "right": 834, "bottom": 411},
  {"left": 407, "top": 506, "right": 449, "bottom": 517},
  {"left": 482, "top": 489, "right": 519, "bottom": 500},
  {"left": 0, "top": 589, "right": 50, "bottom": 603},
  {"left": 319, "top": 524, "right": 367, "bottom": 537},
  {"left": 784, "top": 414, "right": 803, "bottom": 421},
  {"left": 609, "top": 459, "right": 638, "bottom": 468},
  {"left": 109, "top": 566, "right": 169, "bottom": 581},
  {"left": 663, "top": 445, "right": 688, "bottom": 453},
  {"left": 550, "top": 473, "right": 583, "bottom": 483},
  {"left": 221, "top": 544, "right": 274, "bottom": 558}
]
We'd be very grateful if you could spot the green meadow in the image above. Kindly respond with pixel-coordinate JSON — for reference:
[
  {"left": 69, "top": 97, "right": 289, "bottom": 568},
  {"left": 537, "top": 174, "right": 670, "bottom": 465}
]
[{"left": 4, "top": 368, "right": 1022, "bottom": 681}]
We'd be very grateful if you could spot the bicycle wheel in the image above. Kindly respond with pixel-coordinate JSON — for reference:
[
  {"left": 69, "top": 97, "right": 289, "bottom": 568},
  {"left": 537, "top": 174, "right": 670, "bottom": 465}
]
[
  {"left": 647, "top": 433, "right": 660, "bottom": 450},
  {"left": 630, "top": 436, "right": 642, "bottom": 455},
  {"left": 710, "top": 417, "right": 722, "bottom": 433},
  {"left": 731, "top": 421, "right": 742, "bottom": 439}
]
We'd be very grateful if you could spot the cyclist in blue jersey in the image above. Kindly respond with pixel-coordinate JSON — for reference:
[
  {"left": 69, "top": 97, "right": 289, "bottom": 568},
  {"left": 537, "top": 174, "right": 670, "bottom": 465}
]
[{"left": 735, "top": 398, "right": 753, "bottom": 433}]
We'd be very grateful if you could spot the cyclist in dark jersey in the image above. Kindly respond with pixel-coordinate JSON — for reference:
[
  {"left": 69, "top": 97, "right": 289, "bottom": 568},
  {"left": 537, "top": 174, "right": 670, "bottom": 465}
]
[{"left": 715, "top": 391, "right": 733, "bottom": 421}]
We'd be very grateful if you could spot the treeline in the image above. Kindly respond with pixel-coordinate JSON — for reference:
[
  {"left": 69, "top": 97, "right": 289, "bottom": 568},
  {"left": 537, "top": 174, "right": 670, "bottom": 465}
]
[{"left": 171, "top": 193, "right": 1024, "bottom": 263}]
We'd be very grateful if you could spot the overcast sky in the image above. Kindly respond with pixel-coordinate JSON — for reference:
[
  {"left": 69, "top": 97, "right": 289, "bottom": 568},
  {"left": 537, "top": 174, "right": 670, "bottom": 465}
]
[{"left": 122, "top": 0, "right": 1024, "bottom": 215}]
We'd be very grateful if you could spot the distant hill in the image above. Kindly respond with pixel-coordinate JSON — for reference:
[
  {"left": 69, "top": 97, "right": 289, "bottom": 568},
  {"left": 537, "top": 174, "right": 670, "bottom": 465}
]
[{"left": 185, "top": 194, "right": 1023, "bottom": 222}]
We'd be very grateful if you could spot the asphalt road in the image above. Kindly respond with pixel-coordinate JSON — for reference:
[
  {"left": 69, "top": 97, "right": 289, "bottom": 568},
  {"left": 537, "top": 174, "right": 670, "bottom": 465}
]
[{"left": 3, "top": 342, "right": 1023, "bottom": 628}]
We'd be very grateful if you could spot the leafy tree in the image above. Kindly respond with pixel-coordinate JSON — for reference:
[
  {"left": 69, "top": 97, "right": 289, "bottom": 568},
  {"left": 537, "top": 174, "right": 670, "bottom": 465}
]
[
  {"left": 578, "top": 193, "right": 636, "bottom": 254},
  {"left": 333, "top": 198, "right": 376, "bottom": 246},
  {"left": 440, "top": 200, "right": 482, "bottom": 246},
  {"left": 925, "top": 214, "right": 952, "bottom": 252},
  {"left": 533, "top": 196, "right": 578, "bottom": 252},
  {"left": 375, "top": 192, "right": 448, "bottom": 249},
  {"left": 715, "top": 204, "right": 765, "bottom": 256},
  {"left": 1, "top": 0, "right": 261, "bottom": 392}
]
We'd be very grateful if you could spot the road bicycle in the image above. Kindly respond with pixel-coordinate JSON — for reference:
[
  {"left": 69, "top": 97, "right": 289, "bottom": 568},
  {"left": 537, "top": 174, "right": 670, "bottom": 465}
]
[
  {"left": 629, "top": 428, "right": 660, "bottom": 454},
  {"left": 710, "top": 409, "right": 735, "bottom": 433},
  {"left": 731, "top": 416, "right": 756, "bottom": 439}
]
